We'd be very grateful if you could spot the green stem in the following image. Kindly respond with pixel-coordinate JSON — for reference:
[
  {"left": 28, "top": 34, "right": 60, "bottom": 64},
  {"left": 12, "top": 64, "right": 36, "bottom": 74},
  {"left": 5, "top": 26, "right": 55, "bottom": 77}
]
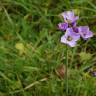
[{"left": 66, "top": 45, "right": 68, "bottom": 96}]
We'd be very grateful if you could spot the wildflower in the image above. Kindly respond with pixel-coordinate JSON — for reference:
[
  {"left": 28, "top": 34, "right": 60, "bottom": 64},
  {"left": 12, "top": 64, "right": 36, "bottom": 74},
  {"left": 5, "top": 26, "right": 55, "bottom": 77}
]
[
  {"left": 61, "top": 28, "right": 80, "bottom": 47},
  {"left": 58, "top": 11, "right": 78, "bottom": 31},
  {"left": 58, "top": 11, "right": 94, "bottom": 47},
  {"left": 78, "top": 26, "right": 93, "bottom": 39},
  {"left": 61, "top": 11, "right": 79, "bottom": 24}
]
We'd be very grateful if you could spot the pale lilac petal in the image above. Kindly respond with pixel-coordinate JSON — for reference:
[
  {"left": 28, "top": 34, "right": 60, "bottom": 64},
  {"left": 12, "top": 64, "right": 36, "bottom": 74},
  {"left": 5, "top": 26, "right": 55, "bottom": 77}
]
[
  {"left": 68, "top": 41, "right": 77, "bottom": 47},
  {"left": 78, "top": 26, "right": 89, "bottom": 32},
  {"left": 78, "top": 26, "right": 93, "bottom": 39},
  {"left": 58, "top": 23, "right": 68, "bottom": 31},
  {"left": 66, "top": 28, "right": 80, "bottom": 41},
  {"left": 61, "top": 35, "right": 76, "bottom": 47},
  {"left": 61, "top": 35, "right": 67, "bottom": 44},
  {"left": 64, "top": 28, "right": 72, "bottom": 36},
  {"left": 85, "top": 31, "right": 93, "bottom": 38},
  {"left": 61, "top": 11, "right": 79, "bottom": 23},
  {"left": 61, "top": 11, "right": 74, "bottom": 19},
  {"left": 66, "top": 11, "right": 74, "bottom": 19},
  {"left": 61, "top": 12, "right": 67, "bottom": 19},
  {"left": 74, "top": 16, "right": 79, "bottom": 21},
  {"left": 67, "top": 12, "right": 79, "bottom": 22}
]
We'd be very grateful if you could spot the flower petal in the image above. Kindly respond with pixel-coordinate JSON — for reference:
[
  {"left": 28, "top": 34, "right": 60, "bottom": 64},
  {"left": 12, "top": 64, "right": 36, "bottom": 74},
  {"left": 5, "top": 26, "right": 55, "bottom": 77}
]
[
  {"left": 78, "top": 26, "right": 93, "bottom": 39},
  {"left": 58, "top": 23, "right": 68, "bottom": 31},
  {"left": 66, "top": 28, "right": 80, "bottom": 41},
  {"left": 61, "top": 35, "right": 77, "bottom": 47},
  {"left": 85, "top": 31, "right": 93, "bottom": 38},
  {"left": 61, "top": 11, "right": 79, "bottom": 23},
  {"left": 67, "top": 41, "right": 77, "bottom": 47},
  {"left": 61, "top": 35, "right": 67, "bottom": 44}
]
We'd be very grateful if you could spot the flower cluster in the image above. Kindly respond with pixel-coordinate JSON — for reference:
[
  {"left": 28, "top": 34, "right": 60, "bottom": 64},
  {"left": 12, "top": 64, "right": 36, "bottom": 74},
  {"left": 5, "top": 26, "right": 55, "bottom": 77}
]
[{"left": 58, "top": 11, "right": 93, "bottom": 47}]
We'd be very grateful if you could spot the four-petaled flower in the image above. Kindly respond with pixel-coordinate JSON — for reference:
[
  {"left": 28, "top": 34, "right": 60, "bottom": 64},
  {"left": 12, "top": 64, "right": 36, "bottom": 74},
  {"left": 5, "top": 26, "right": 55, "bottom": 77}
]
[
  {"left": 58, "top": 11, "right": 78, "bottom": 31},
  {"left": 61, "top": 28, "right": 80, "bottom": 47},
  {"left": 61, "top": 11, "right": 79, "bottom": 23}
]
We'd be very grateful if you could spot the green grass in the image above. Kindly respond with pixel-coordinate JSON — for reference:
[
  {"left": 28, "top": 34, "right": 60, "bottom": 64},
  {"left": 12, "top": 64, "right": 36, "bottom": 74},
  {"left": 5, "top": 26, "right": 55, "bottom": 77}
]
[{"left": 0, "top": 0, "right": 96, "bottom": 96}]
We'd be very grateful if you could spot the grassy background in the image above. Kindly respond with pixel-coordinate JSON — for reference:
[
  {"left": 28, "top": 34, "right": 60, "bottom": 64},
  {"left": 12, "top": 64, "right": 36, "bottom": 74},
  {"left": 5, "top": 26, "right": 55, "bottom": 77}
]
[{"left": 0, "top": 0, "right": 96, "bottom": 96}]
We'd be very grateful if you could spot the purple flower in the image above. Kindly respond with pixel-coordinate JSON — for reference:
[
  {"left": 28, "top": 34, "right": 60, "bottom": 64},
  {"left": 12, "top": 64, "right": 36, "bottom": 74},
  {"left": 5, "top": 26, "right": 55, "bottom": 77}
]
[
  {"left": 61, "top": 11, "right": 79, "bottom": 23},
  {"left": 58, "top": 11, "right": 94, "bottom": 47},
  {"left": 58, "top": 11, "right": 78, "bottom": 31},
  {"left": 78, "top": 26, "right": 93, "bottom": 39},
  {"left": 61, "top": 28, "right": 80, "bottom": 47}
]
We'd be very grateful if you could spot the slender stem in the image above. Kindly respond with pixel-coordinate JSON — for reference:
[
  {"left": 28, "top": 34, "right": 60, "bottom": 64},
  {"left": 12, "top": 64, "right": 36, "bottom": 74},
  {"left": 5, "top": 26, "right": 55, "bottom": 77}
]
[{"left": 66, "top": 45, "right": 68, "bottom": 96}]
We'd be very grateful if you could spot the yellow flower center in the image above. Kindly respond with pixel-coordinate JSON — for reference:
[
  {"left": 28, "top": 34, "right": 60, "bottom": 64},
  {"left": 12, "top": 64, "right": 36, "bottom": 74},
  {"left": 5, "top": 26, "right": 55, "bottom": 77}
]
[{"left": 67, "top": 36, "right": 73, "bottom": 41}]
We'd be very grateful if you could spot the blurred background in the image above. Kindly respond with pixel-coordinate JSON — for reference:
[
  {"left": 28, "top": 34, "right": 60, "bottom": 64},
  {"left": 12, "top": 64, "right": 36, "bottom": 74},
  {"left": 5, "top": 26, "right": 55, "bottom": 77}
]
[{"left": 0, "top": 0, "right": 96, "bottom": 96}]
